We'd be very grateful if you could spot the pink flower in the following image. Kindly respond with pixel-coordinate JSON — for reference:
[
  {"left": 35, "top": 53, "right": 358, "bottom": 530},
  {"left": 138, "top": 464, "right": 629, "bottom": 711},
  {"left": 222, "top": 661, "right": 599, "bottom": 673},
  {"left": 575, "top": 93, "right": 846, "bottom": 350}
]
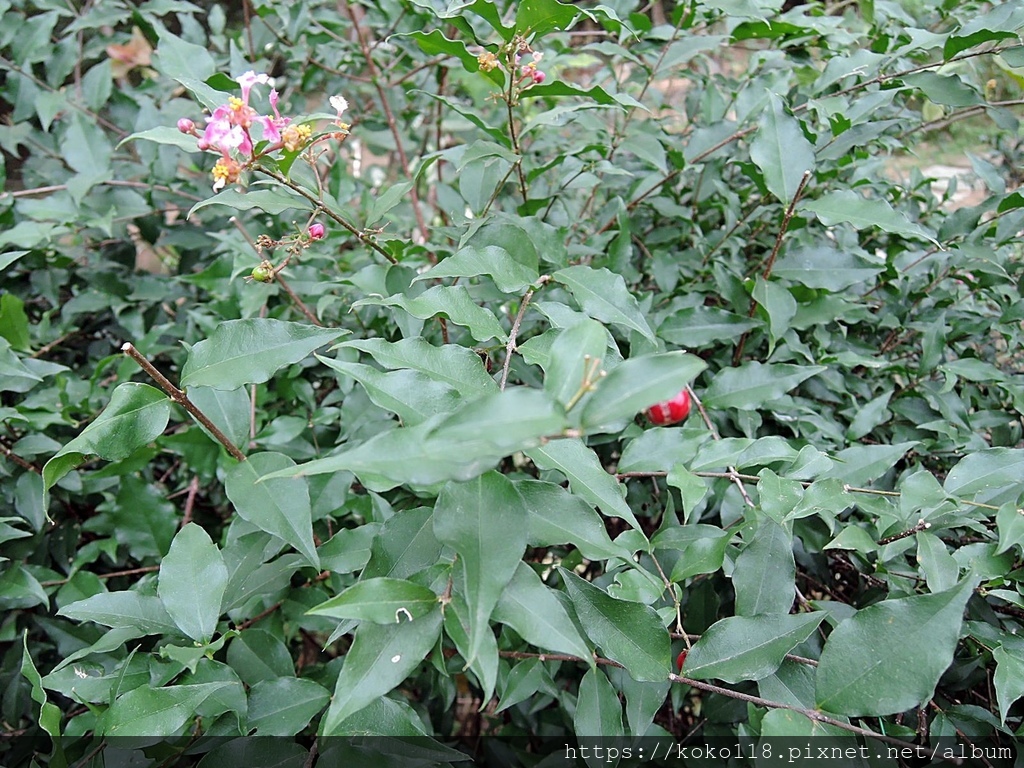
[
  {"left": 308, "top": 222, "right": 325, "bottom": 240},
  {"left": 236, "top": 71, "right": 273, "bottom": 105},
  {"left": 532, "top": 70, "right": 546, "bottom": 84},
  {"left": 177, "top": 118, "right": 196, "bottom": 134}
]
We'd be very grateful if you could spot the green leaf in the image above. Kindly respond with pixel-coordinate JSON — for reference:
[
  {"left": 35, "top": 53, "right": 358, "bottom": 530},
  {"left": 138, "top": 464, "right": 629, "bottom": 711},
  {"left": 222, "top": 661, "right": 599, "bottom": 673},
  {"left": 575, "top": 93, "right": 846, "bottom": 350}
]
[
  {"left": 21, "top": 634, "right": 67, "bottom": 768},
  {"left": 944, "top": 3, "right": 1024, "bottom": 59},
  {"left": 400, "top": 30, "right": 503, "bottom": 86},
  {"left": 152, "top": 27, "right": 216, "bottom": 82},
  {"left": 684, "top": 612, "right": 826, "bottom": 683},
  {"left": 993, "top": 646, "right": 1024, "bottom": 725},
  {"left": 801, "top": 190, "right": 938, "bottom": 245},
  {"left": 186, "top": 385, "right": 252, "bottom": 451},
  {"left": 224, "top": 453, "right": 320, "bottom": 569},
  {"left": 733, "top": 519, "right": 795, "bottom": 616},
  {"left": 559, "top": 568, "right": 670, "bottom": 682},
  {"left": 750, "top": 92, "right": 814, "bottom": 204},
  {"left": 543, "top": 319, "right": 612, "bottom": 408},
  {"left": 180, "top": 319, "right": 346, "bottom": 390},
  {"left": 119, "top": 125, "right": 203, "bottom": 152},
  {"left": 57, "top": 592, "right": 179, "bottom": 635},
  {"left": 575, "top": 668, "right": 624, "bottom": 739},
  {"left": 308, "top": 578, "right": 438, "bottom": 624},
  {"left": 492, "top": 562, "right": 593, "bottom": 659},
  {"left": 653, "top": 525, "right": 731, "bottom": 582},
  {"left": 523, "top": 81, "right": 643, "bottom": 110},
  {"left": 247, "top": 678, "right": 331, "bottom": 736},
  {"left": 658, "top": 307, "right": 759, "bottom": 348},
  {"left": 367, "top": 181, "right": 415, "bottom": 224},
  {"left": 320, "top": 607, "right": 443, "bottom": 733},
  {"left": 341, "top": 337, "right": 497, "bottom": 398},
  {"left": 752, "top": 277, "right": 796, "bottom": 354},
  {"left": 553, "top": 266, "right": 655, "bottom": 342},
  {"left": 904, "top": 72, "right": 981, "bottom": 107},
  {"left": 527, "top": 439, "right": 639, "bottom": 529},
  {"left": 821, "top": 442, "right": 919, "bottom": 486},
  {"left": 353, "top": 285, "right": 507, "bottom": 343},
  {"left": 158, "top": 524, "right": 228, "bottom": 643},
  {"left": 815, "top": 576, "right": 979, "bottom": 716},
  {"left": 104, "top": 682, "right": 235, "bottom": 737},
  {"left": 516, "top": 0, "right": 580, "bottom": 37},
  {"left": 429, "top": 386, "right": 568, "bottom": 455},
  {"left": 188, "top": 188, "right": 309, "bottom": 217},
  {"left": 773, "top": 247, "right": 884, "bottom": 291},
  {"left": 996, "top": 503, "right": 1024, "bottom": 555},
  {"left": 516, "top": 478, "right": 634, "bottom": 561},
  {"left": 944, "top": 448, "right": 1024, "bottom": 507},
  {"left": 416, "top": 245, "right": 539, "bottom": 294},
  {"left": 702, "top": 362, "right": 825, "bottom": 410},
  {"left": 579, "top": 352, "right": 707, "bottom": 433},
  {"left": 43, "top": 383, "right": 170, "bottom": 506},
  {"left": 318, "top": 356, "right": 462, "bottom": 426},
  {"left": 434, "top": 472, "right": 526, "bottom": 664}
]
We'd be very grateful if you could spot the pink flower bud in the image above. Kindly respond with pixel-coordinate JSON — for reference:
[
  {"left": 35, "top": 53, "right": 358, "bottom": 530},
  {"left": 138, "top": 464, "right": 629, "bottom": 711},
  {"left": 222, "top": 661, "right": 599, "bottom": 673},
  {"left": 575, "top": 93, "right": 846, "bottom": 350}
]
[
  {"left": 308, "top": 222, "right": 326, "bottom": 240},
  {"left": 177, "top": 118, "right": 196, "bottom": 134},
  {"left": 532, "top": 70, "right": 546, "bottom": 84}
]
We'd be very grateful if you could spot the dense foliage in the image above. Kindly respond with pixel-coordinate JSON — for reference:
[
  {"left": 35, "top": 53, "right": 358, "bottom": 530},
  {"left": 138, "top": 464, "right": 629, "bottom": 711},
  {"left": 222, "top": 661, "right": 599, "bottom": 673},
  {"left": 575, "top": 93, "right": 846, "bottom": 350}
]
[{"left": 2, "top": 0, "right": 1024, "bottom": 765}]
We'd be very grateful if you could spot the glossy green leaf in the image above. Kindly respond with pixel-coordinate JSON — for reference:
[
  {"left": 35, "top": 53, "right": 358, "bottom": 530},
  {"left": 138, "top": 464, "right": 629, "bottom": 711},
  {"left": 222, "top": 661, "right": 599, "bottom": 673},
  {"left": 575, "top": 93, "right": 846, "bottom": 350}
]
[
  {"left": 308, "top": 577, "right": 438, "bottom": 624},
  {"left": 20, "top": 634, "right": 66, "bottom": 768},
  {"left": 516, "top": 478, "right": 635, "bottom": 561},
  {"left": 560, "top": 568, "right": 670, "bottom": 682},
  {"left": 773, "top": 247, "right": 884, "bottom": 291},
  {"left": 574, "top": 668, "right": 624, "bottom": 739},
  {"left": 733, "top": 519, "right": 795, "bottom": 617},
  {"left": 816, "top": 577, "right": 979, "bottom": 716},
  {"left": 993, "top": 646, "right": 1024, "bottom": 725},
  {"left": 579, "top": 352, "right": 707, "bottom": 433},
  {"left": 416, "top": 245, "right": 539, "bottom": 294},
  {"left": 527, "top": 439, "right": 639, "bottom": 529},
  {"left": 158, "top": 524, "right": 228, "bottom": 643},
  {"left": 801, "top": 190, "right": 938, "bottom": 245},
  {"left": 658, "top": 307, "right": 759, "bottom": 348},
  {"left": 516, "top": 0, "right": 580, "bottom": 37},
  {"left": 43, "top": 383, "right": 170, "bottom": 505},
  {"left": 57, "top": 592, "right": 179, "bottom": 635},
  {"left": 180, "top": 319, "right": 345, "bottom": 390},
  {"left": 341, "top": 337, "right": 497, "bottom": 397},
  {"left": 821, "top": 442, "right": 919, "bottom": 486},
  {"left": 320, "top": 607, "right": 442, "bottom": 734},
  {"left": 684, "top": 612, "right": 825, "bottom": 683},
  {"left": 750, "top": 92, "right": 814, "bottom": 204},
  {"left": 104, "top": 682, "right": 236, "bottom": 737},
  {"left": 318, "top": 356, "right": 462, "bottom": 425},
  {"left": 944, "top": 448, "right": 1024, "bottom": 507},
  {"left": 224, "top": 452, "right": 320, "bottom": 569},
  {"left": 653, "top": 525, "right": 731, "bottom": 582},
  {"left": 353, "top": 285, "right": 507, "bottom": 343},
  {"left": 434, "top": 472, "right": 526, "bottom": 664},
  {"left": 543, "top": 318, "right": 610, "bottom": 408},
  {"left": 492, "top": 562, "right": 593, "bottom": 659},
  {"left": 553, "top": 266, "right": 655, "bottom": 342},
  {"left": 702, "top": 362, "right": 826, "bottom": 410},
  {"left": 247, "top": 678, "right": 330, "bottom": 736}
]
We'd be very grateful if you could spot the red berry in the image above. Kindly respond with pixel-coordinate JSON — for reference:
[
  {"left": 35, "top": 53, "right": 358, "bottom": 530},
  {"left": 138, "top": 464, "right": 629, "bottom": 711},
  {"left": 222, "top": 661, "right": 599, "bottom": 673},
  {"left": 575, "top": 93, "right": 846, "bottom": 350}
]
[
  {"left": 646, "top": 388, "right": 692, "bottom": 426},
  {"left": 676, "top": 650, "right": 687, "bottom": 671}
]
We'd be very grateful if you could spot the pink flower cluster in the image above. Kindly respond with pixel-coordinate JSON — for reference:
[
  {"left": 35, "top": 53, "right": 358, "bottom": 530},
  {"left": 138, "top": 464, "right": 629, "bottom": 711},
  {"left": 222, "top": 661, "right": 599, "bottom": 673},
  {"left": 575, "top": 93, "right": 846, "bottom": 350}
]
[
  {"left": 518, "top": 51, "right": 545, "bottom": 85},
  {"left": 178, "top": 71, "right": 349, "bottom": 191}
]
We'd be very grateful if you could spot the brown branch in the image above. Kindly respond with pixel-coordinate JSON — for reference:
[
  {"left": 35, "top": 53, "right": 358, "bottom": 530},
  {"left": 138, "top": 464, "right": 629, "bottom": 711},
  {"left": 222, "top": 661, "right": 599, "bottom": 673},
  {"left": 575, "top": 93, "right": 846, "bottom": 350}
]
[
  {"left": 121, "top": 343, "right": 247, "bottom": 462},
  {"left": 342, "top": 0, "right": 430, "bottom": 245},
  {"left": 181, "top": 476, "right": 200, "bottom": 528},
  {"left": 41, "top": 564, "right": 160, "bottom": 587},
  {"left": 0, "top": 439, "right": 42, "bottom": 474},
  {"left": 733, "top": 169, "right": 812, "bottom": 365}
]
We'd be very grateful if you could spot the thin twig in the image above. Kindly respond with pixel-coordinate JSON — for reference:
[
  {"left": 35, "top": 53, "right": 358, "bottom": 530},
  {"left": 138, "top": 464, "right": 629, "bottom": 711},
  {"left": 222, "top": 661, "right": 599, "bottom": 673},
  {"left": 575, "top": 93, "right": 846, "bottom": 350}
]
[
  {"left": 0, "top": 439, "right": 42, "bottom": 474},
  {"left": 181, "top": 476, "right": 200, "bottom": 529},
  {"left": 121, "top": 343, "right": 247, "bottom": 462},
  {"left": 276, "top": 275, "right": 323, "bottom": 326},
  {"left": 686, "top": 386, "right": 754, "bottom": 508},
  {"left": 342, "top": 0, "right": 431, "bottom": 245},
  {"left": 499, "top": 277, "right": 549, "bottom": 390},
  {"left": 254, "top": 167, "right": 397, "bottom": 264},
  {"left": 733, "top": 169, "right": 812, "bottom": 365}
]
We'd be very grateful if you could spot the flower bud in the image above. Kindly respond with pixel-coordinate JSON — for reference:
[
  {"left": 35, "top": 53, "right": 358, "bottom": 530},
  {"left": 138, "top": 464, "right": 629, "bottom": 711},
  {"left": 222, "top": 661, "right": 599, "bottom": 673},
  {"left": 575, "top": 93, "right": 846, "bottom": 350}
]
[
  {"left": 177, "top": 118, "right": 196, "bottom": 134},
  {"left": 308, "top": 222, "right": 326, "bottom": 240},
  {"left": 250, "top": 264, "right": 274, "bottom": 283},
  {"left": 532, "top": 70, "right": 546, "bottom": 84}
]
